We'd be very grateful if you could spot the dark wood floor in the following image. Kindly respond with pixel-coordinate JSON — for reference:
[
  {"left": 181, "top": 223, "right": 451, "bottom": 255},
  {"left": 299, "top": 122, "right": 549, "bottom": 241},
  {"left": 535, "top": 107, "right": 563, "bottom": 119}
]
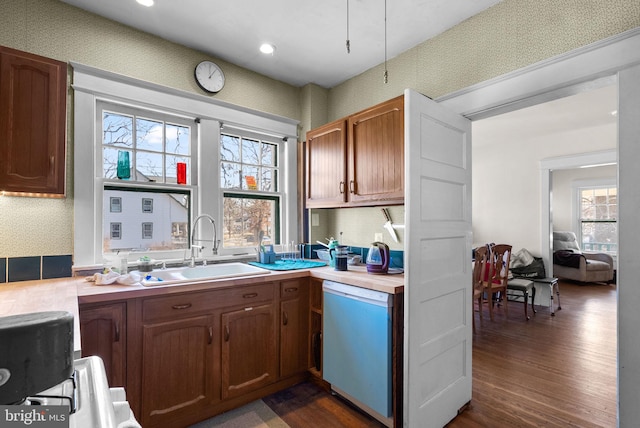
[{"left": 264, "top": 280, "right": 617, "bottom": 428}]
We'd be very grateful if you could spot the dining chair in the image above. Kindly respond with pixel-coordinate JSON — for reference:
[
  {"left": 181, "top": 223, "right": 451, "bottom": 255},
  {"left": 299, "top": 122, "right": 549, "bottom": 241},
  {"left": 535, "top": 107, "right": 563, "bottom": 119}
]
[
  {"left": 472, "top": 246, "right": 488, "bottom": 332},
  {"left": 482, "top": 244, "right": 512, "bottom": 321}
]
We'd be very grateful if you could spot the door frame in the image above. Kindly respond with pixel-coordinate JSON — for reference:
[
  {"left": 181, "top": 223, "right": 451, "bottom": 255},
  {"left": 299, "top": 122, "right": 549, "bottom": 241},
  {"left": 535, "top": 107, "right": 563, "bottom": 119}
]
[{"left": 435, "top": 26, "right": 640, "bottom": 426}]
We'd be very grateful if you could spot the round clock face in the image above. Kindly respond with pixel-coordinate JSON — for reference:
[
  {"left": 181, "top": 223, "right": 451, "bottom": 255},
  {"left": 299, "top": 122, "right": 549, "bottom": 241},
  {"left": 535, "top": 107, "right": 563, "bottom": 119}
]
[{"left": 194, "top": 61, "right": 225, "bottom": 93}]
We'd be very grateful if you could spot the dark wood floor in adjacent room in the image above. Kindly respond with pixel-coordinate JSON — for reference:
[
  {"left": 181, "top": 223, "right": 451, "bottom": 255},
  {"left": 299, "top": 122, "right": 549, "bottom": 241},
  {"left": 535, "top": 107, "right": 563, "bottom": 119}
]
[{"left": 263, "top": 280, "right": 617, "bottom": 428}]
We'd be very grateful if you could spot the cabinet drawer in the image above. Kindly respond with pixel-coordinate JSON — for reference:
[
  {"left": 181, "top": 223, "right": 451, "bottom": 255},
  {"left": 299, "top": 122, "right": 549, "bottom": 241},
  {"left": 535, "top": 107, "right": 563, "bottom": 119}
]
[
  {"left": 143, "top": 284, "right": 275, "bottom": 323},
  {"left": 221, "top": 283, "right": 275, "bottom": 308},
  {"left": 142, "top": 291, "right": 216, "bottom": 323},
  {"left": 280, "top": 281, "right": 303, "bottom": 299}
]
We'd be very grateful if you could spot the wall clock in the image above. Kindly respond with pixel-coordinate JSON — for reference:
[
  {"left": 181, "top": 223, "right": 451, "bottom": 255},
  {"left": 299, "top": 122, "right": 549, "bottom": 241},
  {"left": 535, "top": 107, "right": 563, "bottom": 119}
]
[{"left": 194, "top": 60, "right": 225, "bottom": 93}]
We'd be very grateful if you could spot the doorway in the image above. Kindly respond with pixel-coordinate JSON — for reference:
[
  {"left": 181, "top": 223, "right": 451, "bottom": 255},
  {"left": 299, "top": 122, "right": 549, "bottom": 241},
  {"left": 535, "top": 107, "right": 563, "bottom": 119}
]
[{"left": 471, "top": 82, "right": 618, "bottom": 262}]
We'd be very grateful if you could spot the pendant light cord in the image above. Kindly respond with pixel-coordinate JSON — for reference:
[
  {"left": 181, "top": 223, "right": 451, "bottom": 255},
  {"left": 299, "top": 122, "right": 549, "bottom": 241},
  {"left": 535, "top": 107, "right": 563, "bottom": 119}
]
[
  {"left": 384, "top": 0, "right": 388, "bottom": 83},
  {"left": 346, "top": 0, "right": 351, "bottom": 54}
]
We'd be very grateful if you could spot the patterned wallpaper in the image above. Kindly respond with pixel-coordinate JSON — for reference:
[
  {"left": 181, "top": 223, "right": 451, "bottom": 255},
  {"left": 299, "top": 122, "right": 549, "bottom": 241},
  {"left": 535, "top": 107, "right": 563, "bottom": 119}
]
[
  {"left": 0, "top": 0, "right": 638, "bottom": 258},
  {"left": 328, "top": 0, "right": 640, "bottom": 120}
]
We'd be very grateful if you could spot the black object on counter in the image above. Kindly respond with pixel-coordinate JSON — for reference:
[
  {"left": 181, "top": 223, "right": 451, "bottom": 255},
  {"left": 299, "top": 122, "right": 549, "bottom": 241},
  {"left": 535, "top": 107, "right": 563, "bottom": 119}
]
[{"left": 0, "top": 311, "right": 74, "bottom": 404}]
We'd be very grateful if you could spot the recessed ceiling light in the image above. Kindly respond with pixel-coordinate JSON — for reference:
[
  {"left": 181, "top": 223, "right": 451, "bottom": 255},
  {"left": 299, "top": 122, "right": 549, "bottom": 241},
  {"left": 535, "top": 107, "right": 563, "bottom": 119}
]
[
  {"left": 136, "top": 0, "right": 154, "bottom": 7},
  {"left": 260, "top": 43, "right": 276, "bottom": 55}
]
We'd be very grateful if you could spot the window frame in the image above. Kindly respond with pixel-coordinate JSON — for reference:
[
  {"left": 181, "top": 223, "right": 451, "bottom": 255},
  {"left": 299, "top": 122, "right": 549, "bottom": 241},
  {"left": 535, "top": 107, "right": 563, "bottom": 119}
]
[
  {"left": 219, "top": 127, "right": 284, "bottom": 249},
  {"left": 142, "top": 222, "right": 154, "bottom": 239},
  {"left": 110, "top": 222, "right": 122, "bottom": 240},
  {"left": 110, "top": 197, "right": 122, "bottom": 213},
  {"left": 572, "top": 178, "right": 618, "bottom": 255},
  {"left": 142, "top": 198, "right": 154, "bottom": 213},
  {"left": 72, "top": 63, "right": 298, "bottom": 268}
]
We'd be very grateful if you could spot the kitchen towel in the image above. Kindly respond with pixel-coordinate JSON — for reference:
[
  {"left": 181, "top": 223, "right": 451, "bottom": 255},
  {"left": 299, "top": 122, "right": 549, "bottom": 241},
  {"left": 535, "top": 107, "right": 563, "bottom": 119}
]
[{"left": 86, "top": 269, "right": 142, "bottom": 285}]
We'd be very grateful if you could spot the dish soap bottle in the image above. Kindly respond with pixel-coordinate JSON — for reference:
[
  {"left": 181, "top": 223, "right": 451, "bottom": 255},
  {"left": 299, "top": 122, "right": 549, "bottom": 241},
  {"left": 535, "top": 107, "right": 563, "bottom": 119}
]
[{"left": 328, "top": 237, "right": 339, "bottom": 268}]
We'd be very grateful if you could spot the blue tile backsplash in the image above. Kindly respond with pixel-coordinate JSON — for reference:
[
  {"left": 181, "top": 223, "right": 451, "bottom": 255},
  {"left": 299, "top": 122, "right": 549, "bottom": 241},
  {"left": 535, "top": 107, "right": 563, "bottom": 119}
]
[
  {"left": 0, "top": 258, "right": 5, "bottom": 283},
  {"left": 43, "top": 255, "right": 73, "bottom": 279},
  {"left": 2, "top": 255, "right": 73, "bottom": 283}
]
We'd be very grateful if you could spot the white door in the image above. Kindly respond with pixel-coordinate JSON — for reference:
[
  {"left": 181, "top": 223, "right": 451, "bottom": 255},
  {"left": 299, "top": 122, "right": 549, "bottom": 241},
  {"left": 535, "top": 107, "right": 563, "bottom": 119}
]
[
  {"left": 617, "top": 63, "right": 640, "bottom": 427},
  {"left": 404, "top": 89, "right": 472, "bottom": 427}
]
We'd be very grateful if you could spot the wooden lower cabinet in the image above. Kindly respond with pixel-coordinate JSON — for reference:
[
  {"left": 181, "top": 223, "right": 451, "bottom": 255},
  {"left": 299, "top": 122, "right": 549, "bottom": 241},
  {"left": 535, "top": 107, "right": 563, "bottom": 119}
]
[
  {"left": 79, "top": 302, "right": 126, "bottom": 388},
  {"left": 109, "top": 279, "right": 313, "bottom": 427},
  {"left": 308, "top": 278, "right": 324, "bottom": 378},
  {"left": 280, "top": 279, "right": 309, "bottom": 378},
  {"left": 140, "top": 314, "right": 216, "bottom": 428},
  {"left": 221, "top": 303, "right": 277, "bottom": 400}
]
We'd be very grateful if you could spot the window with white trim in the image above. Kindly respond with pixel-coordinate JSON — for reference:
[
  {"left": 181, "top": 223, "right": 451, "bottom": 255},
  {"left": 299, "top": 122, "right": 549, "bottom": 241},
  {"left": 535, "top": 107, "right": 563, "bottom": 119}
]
[
  {"left": 110, "top": 223, "right": 122, "bottom": 240},
  {"left": 577, "top": 184, "right": 617, "bottom": 254},
  {"left": 142, "top": 198, "right": 153, "bottom": 213},
  {"left": 99, "top": 100, "right": 194, "bottom": 253},
  {"left": 110, "top": 197, "right": 122, "bottom": 213},
  {"left": 72, "top": 65, "right": 297, "bottom": 267},
  {"left": 142, "top": 222, "right": 153, "bottom": 239},
  {"left": 220, "top": 130, "right": 282, "bottom": 248}
]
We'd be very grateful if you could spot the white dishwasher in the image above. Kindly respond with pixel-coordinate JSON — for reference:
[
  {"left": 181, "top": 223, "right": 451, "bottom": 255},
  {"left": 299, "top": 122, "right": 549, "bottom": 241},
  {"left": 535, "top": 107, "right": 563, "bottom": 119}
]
[{"left": 322, "top": 280, "right": 393, "bottom": 427}]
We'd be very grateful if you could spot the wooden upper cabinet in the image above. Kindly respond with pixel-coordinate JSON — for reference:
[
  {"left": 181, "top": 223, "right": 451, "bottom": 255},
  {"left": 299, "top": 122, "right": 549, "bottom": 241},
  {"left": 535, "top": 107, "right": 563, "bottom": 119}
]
[
  {"left": 348, "top": 95, "right": 404, "bottom": 204},
  {"left": 0, "top": 46, "right": 67, "bottom": 196},
  {"left": 305, "top": 119, "right": 347, "bottom": 208},
  {"left": 305, "top": 96, "right": 404, "bottom": 208}
]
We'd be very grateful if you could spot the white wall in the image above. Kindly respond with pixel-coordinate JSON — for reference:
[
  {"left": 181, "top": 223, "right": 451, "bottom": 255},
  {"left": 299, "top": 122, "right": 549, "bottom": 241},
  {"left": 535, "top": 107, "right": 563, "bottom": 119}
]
[{"left": 472, "top": 120, "right": 616, "bottom": 256}]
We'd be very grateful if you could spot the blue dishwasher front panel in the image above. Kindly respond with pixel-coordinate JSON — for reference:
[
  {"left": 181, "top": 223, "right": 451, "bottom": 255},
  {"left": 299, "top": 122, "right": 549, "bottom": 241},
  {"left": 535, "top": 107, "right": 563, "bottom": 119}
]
[{"left": 323, "top": 282, "right": 392, "bottom": 418}]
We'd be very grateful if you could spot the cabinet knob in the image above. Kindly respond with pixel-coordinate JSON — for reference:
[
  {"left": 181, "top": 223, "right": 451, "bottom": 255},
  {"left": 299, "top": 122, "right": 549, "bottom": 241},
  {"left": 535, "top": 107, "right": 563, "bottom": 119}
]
[
  {"left": 243, "top": 292, "right": 258, "bottom": 299},
  {"left": 339, "top": 181, "right": 345, "bottom": 194},
  {"left": 114, "top": 321, "right": 120, "bottom": 342},
  {"left": 208, "top": 326, "right": 213, "bottom": 344},
  {"left": 224, "top": 325, "right": 230, "bottom": 342},
  {"left": 284, "top": 287, "right": 298, "bottom": 293},
  {"left": 283, "top": 311, "right": 288, "bottom": 326},
  {"left": 349, "top": 180, "right": 355, "bottom": 194}
]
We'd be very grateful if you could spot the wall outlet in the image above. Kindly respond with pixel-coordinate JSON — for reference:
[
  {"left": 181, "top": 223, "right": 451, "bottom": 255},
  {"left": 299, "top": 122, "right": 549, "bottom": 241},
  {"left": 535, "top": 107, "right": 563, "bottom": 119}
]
[{"left": 374, "top": 233, "right": 383, "bottom": 242}]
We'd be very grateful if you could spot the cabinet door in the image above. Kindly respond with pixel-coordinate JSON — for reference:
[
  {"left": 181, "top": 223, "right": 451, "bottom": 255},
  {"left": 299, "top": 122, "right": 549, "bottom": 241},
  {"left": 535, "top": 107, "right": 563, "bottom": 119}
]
[
  {"left": 221, "top": 303, "right": 276, "bottom": 399},
  {"left": 0, "top": 47, "right": 66, "bottom": 195},
  {"left": 140, "top": 315, "right": 215, "bottom": 428},
  {"left": 306, "top": 119, "right": 347, "bottom": 207},
  {"left": 308, "top": 278, "right": 323, "bottom": 378},
  {"left": 348, "top": 96, "right": 404, "bottom": 204},
  {"left": 79, "top": 303, "right": 126, "bottom": 387},
  {"left": 280, "top": 280, "right": 309, "bottom": 378}
]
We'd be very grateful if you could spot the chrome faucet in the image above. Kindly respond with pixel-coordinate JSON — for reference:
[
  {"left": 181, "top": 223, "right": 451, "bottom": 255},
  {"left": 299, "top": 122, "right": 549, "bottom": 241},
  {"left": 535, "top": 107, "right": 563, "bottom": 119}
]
[{"left": 189, "top": 214, "right": 219, "bottom": 267}]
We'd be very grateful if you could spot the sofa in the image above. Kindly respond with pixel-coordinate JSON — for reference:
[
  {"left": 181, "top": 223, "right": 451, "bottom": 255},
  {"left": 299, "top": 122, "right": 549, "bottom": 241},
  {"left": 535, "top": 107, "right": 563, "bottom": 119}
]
[{"left": 552, "top": 231, "right": 615, "bottom": 283}]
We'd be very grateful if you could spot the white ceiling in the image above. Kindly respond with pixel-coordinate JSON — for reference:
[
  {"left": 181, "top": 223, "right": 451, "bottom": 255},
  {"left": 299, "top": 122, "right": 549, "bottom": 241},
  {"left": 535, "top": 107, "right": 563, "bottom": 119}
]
[
  {"left": 58, "top": 0, "right": 616, "bottom": 138},
  {"left": 474, "top": 83, "right": 618, "bottom": 146},
  {"left": 59, "top": 0, "right": 502, "bottom": 88}
]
